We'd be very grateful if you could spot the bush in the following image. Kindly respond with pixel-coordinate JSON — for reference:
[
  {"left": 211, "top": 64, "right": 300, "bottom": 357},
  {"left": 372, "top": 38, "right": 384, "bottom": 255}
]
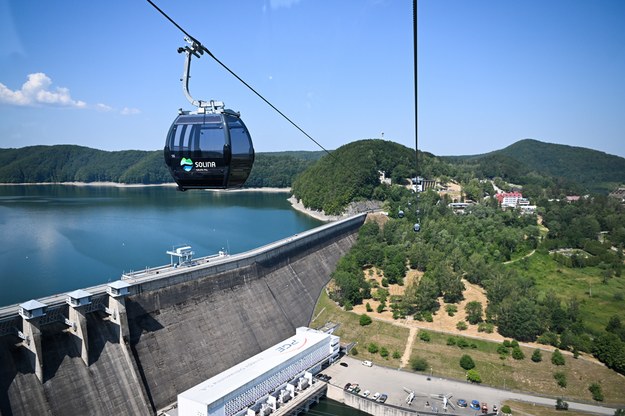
[
  {"left": 447, "top": 337, "right": 456, "bottom": 346},
  {"left": 366, "top": 302, "right": 373, "bottom": 312},
  {"left": 351, "top": 347, "right": 359, "bottom": 356},
  {"left": 380, "top": 347, "right": 389, "bottom": 358},
  {"left": 552, "top": 349, "right": 566, "bottom": 366},
  {"left": 456, "top": 338, "right": 469, "bottom": 349},
  {"left": 460, "top": 354, "right": 476, "bottom": 370},
  {"left": 344, "top": 300, "right": 353, "bottom": 311},
  {"left": 554, "top": 372, "right": 567, "bottom": 388},
  {"left": 512, "top": 346, "right": 525, "bottom": 360},
  {"left": 419, "top": 330, "right": 431, "bottom": 342},
  {"left": 466, "top": 369, "right": 481, "bottom": 383},
  {"left": 377, "top": 303, "right": 385, "bottom": 313},
  {"left": 456, "top": 321, "right": 468, "bottom": 331},
  {"left": 381, "top": 278, "right": 389, "bottom": 287},
  {"left": 446, "top": 304, "right": 458, "bottom": 316},
  {"left": 368, "top": 343, "right": 379, "bottom": 354},
  {"left": 531, "top": 349, "right": 543, "bottom": 362},
  {"left": 511, "top": 340, "right": 519, "bottom": 348},
  {"left": 424, "top": 312, "right": 433, "bottom": 322},
  {"left": 497, "top": 345, "right": 509, "bottom": 356},
  {"left": 477, "top": 322, "right": 494, "bottom": 333},
  {"left": 589, "top": 383, "right": 604, "bottom": 401},
  {"left": 392, "top": 350, "right": 401, "bottom": 359},
  {"left": 359, "top": 314, "right": 372, "bottom": 326},
  {"left": 410, "top": 356, "right": 429, "bottom": 371},
  {"left": 503, "top": 339, "right": 512, "bottom": 348},
  {"left": 501, "top": 404, "right": 512, "bottom": 414}
]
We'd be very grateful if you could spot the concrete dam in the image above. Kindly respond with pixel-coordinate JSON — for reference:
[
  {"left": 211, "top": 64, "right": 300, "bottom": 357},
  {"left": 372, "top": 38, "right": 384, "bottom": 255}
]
[{"left": 0, "top": 213, "right": 366, "bottom": 416}]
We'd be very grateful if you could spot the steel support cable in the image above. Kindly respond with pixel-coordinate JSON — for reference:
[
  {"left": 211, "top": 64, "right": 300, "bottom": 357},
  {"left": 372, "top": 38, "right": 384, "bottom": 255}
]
[{"left": 146, "top": 0, "right": 336, "bottom": 161}]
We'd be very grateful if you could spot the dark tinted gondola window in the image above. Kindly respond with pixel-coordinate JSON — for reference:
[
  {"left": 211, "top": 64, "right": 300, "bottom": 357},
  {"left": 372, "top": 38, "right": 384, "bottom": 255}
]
[
  {"left": 227, "top": 117, "right": 252, "bottom": 158},
  {"left": 170, "top": 124, "right": 194, "bottom": 151},
  {"left": 199, "top": 125, "right": 225, "bottom": 155}
]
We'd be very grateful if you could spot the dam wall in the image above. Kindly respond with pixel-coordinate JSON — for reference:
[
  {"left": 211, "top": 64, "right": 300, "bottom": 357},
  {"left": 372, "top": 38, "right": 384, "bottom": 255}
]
[{"left": 0, "top": 213, "right": 366, "bottom": 416}]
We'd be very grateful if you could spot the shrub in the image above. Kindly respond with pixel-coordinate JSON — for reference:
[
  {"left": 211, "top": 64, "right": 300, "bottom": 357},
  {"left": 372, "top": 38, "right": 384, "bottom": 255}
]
[
  {"left": 554, "top": 372, "right": 567, "bottom": 388},
  {"left": 531, "top": 349, "right": 543, "bottom": 362},
  {"left": 511, "top": 340, "right": 519, "bottom": 348},
  {"left": 424, "top": 312, "right": 433, "bottom": 322},
  {"left": 460, "top": 354, "right": 476, "bottom": 370},
  {"left": 359, "top": 314, "right": 372, "bottom": 326},
  {"left": 512, "top": 346, "right": 525, "bottom": 360},
  {"left": 477, "top": 322, "right": 494, "bottom": 333},
  {"left": 589, "top": 383, "right": 604, "bottom": 401},
  {"left": 470, "top": 343, "right": 478, "bottom": 349},
  {"left": 344, "top": 300, "right": 353, "bottom": 311},
  {"left": 366, "top": 302, "right": 373, "bottom": 312},
  {"left": 419, "top": 330, "right": 431, "bottom": 342},
  {"left": 368, "top": 343, "right": 379, "bottom": 354},
  {"left": 392, "top": 350, "right": 401, "bottom": 359},
  {"left": 377, "top": 303, "right": 385, "bottom": 313},
  {"left": 503, "top": 339, "right": 512, "bottom": 348},
  {"left": 466, "top": 369, "right": 481, "bottom": 383},
  {"left": 351, "top": 347, "right": 359, "bottom": 356},
  {"left": 501, "top": 405, "right": 512, "bottom": 414},
  {"left": 456, "top": 338, "right": 469, "bottom": 349},
  {"left": 410, "top": 356, "right": 429, "bottom": 371},
  {"left": 456, "top": 321, "right": 468, "bottom": 330},
  {"left": 380, "top": 347, "right": 389, "bottom": 358},
  {"left": 447, "top": 337, "right": 456, "bottom": 346},
  {"left": 445, "top": 304, "right": 457, "bottom": 316},
  {"left": 497, "top": 345, "right": 509, "bottom": 356},
  {"left": 552, "top": 349, "right": 566, "bottom": 366},
  {"left": 381, "top": 278, "right": 389, "bottom": 287}
]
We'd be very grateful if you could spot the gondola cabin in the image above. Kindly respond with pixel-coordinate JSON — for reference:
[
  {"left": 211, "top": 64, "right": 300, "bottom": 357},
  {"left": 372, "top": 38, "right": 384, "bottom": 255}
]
[{"left": 164, "top": 109, "right": 255, "bottom": 190}]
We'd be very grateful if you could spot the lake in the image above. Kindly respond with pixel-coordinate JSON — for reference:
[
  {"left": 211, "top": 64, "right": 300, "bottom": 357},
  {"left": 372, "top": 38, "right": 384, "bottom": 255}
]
[{"left": 0, "top": 185, "right": 323, "bottom": 307}]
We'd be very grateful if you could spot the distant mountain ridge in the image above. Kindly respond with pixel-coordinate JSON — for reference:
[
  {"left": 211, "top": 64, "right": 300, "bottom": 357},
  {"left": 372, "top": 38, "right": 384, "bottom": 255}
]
[
  {"left": 442, "top": 139, "right": 625, "bottom": 193},
  {"left": 0, "top": 145, "right": 323, "bottom": 187}
]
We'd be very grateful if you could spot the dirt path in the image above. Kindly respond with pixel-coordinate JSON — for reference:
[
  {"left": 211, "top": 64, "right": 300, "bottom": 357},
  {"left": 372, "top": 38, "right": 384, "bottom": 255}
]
[
  {"left": 503, "top": 249, "right": 536, "bottom": 264},
  {"left": 401, "top": 327, "right": 417, "bottom": 368}
]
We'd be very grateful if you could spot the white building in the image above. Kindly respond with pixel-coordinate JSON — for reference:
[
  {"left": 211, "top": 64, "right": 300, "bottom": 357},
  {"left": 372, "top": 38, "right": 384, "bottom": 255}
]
[{"left": 178, "top": 327, "right": 339, "bottom": 416}]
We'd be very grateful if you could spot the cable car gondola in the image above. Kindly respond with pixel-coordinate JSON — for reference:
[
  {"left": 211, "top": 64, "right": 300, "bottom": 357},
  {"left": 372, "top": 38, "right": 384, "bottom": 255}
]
[{"left": 164, "top": 38, "right": 254, "bottom": 191}]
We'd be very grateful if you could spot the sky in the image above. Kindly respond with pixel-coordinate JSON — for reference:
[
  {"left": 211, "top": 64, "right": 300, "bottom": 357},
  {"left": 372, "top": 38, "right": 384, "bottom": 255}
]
[{"left": 0, "top": 0, "right": 624, "bottom": 158}]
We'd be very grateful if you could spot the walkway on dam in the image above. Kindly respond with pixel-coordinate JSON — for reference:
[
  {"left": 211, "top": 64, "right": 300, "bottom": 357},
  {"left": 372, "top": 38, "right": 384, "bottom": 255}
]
[{"left": 324, "top": 356, "right": 619, "bottom": 415}]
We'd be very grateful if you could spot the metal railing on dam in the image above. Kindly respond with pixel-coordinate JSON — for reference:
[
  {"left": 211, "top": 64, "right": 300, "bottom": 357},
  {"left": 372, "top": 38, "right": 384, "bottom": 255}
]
[{"left": 0, "top": 212, "right": 367, "bottom": 323}]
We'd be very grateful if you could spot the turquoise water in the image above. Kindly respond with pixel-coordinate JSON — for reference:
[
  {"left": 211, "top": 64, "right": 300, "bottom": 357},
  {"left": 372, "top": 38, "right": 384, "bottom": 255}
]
[{"left": 0, "top": 185, "right": 323, "bottom": 307}]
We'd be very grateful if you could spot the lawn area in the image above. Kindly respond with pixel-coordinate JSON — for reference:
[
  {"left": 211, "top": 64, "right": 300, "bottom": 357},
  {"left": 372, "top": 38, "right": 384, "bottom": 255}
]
[
  {"left": 311, "top": 290, "right": 409, "bottom": 369},
  {"left": 408, "top": 331, "right": 625, "bottom": 405},
  {"left": 310, "top": 289, "right": 625, "bottom": 405},
  {"left": 502, "top": 400, "right": 611, "bottom": 416},
  {"left": 507, "top": 251, "right": 625, "bottom": 334}
]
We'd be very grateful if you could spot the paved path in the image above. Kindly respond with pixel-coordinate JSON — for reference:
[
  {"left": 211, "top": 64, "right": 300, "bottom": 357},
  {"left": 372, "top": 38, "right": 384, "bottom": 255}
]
[{"left": 324, "top": 355, "right": 620, "bottom": 415}]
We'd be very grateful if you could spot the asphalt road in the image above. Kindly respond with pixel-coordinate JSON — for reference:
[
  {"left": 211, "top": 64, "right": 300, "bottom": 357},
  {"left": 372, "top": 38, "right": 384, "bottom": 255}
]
[{"left": 322, "top": 355, "right": 619, "bottom": 415}]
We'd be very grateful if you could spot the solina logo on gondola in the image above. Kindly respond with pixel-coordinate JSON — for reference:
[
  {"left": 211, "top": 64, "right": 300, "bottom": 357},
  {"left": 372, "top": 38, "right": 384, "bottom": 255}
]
[{"left": 180, "top": 158, "right": 193, "bottom": 172}]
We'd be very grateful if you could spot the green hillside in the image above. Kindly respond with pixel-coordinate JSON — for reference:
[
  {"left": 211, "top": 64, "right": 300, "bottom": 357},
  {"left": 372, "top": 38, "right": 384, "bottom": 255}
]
[
  {"left": 444, "top": 139, "right": 625, "bottom": 193},
  {"left": 0, "top": 145, "right": 323, "bottom": 187}
]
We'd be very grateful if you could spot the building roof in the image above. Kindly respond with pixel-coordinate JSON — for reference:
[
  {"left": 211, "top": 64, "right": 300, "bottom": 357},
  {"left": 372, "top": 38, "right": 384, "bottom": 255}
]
[
  {"left": 67, "top": 289, "right": 92, "bottom": 299},
  {"left": 179, "top": 327, "right": 330, "bottom": 408},
  {"left": 108, "top": 280, "right": 131, "bottom": 290},
  {"left": 19, "top": 299, "right": 47, "bottom": 310}
]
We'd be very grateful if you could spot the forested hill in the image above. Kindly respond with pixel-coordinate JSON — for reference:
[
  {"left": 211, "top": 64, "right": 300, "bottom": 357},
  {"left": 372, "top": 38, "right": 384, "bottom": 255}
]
[
  {"left": 443, "top": 139, "right": 625, "bottom": 193},
  {"left": 0, "top": 145, "right": 323, "bottom": 187}
]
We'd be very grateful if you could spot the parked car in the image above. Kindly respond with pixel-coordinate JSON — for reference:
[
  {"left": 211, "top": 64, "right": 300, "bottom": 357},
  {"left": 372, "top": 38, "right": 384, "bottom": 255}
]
[
  {"left": 470, "top": 400, "right": 481, "bottom": 410},
  {"left": 344, "top": 383, "right": 351, "bottom": 391},
  {"left": 481, "top": 403, "right": 488, "bottom": 414},
  {"left": 362, "top": 390, "right": 370, "bottom": 398},
  {"left": 352, "top": 387, "right": 361, "bottom": 394},
  {"left": 372, "top": 392, "right": 381, "bottom": 401},
  {"left": 377, "top": 394, "right": 388, "bottom": 403},
  {"left": 457, "top": 399, "right": 468, "bottom": 407},
  {"left": 362, "top": 360, "right": 373, "bottom": 367}
]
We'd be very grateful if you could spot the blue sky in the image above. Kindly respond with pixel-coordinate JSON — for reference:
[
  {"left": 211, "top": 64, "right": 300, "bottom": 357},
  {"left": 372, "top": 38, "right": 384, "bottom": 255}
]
[{"left": 1, "top": 0, "right": 624, "bottom": 158}]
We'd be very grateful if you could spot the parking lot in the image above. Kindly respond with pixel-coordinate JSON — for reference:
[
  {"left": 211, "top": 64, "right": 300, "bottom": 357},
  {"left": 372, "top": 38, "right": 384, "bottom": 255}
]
[{"left": 320, "top": 355, "right": 615, "bottom": 415}]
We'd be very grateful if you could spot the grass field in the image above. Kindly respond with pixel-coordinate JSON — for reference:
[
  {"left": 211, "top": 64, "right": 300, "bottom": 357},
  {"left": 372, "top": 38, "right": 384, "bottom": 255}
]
[
  {"left": 501, "top": 400, "right": 619, "bottom": 416},
  {"left": 508, "top": 251, "right": 625, "bottom": 334},
  {"left": 310, "top": 288, "right": 625, "bottom": 406}
]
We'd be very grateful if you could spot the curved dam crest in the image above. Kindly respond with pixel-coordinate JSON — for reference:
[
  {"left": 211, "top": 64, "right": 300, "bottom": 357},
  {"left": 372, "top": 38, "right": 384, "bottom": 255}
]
[{"left": 0, "top": 213, "right": 366, "bottom": 416}]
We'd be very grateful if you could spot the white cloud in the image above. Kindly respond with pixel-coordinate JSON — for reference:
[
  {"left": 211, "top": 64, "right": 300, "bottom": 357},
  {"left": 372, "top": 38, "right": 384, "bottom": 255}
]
[
  {"left": 120, "top": 107, "right": 141, "bottom": 115},
  {"left": 96, "top": 103, "right": 114, "bottom": 112},
  {"left": 0, "top": 73, "right": 86, "bottom": 108},
  {"left": 269, "top": 0, "right": 302, "bottom": 9}
]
